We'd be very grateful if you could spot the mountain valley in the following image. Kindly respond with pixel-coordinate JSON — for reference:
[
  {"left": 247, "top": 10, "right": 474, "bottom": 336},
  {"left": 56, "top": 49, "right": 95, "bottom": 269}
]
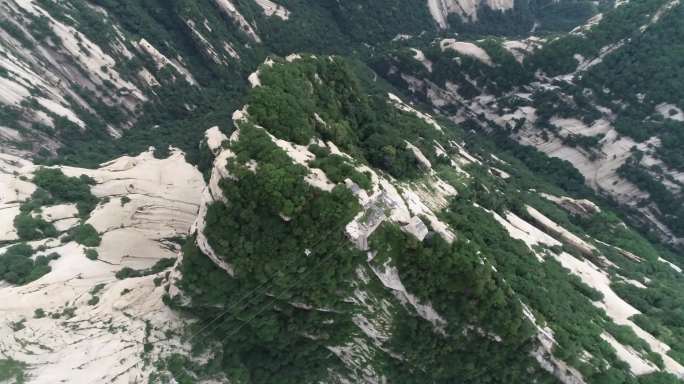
[{"left": 1, "top": 1, "right": 684, "bottom": 383}]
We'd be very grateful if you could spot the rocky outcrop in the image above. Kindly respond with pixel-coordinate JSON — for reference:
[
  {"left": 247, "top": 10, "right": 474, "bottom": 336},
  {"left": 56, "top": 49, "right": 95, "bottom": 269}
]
[
  {"left": 0, "top": 0, "right": 149, "bottom": 152},
  {"left": 0, "top": 149, "right": 205, "bottom": 383},
  {"left": 213, "top": 0, "right": 262, "bottom": 43},
  {"left": 136, "top": 39, "right": 197, "bottom": 85},
  {"left": 405, "top": 141, "right": 432, "bottom": 170},
  {"left": 495, "top": 206, "right": 684, "bottom": 379},
  {"left": 427, "top": 0, "right": 514, "bottom": 27},
  {"left": 402, "top": 216, "right": 430, "bottom": 241},
  {"left": 440, "top": 39, "right": 493, "bottom": 65},
  {"left": 526, "top": 205, "right": 598, "bottom": 257},
  {"left": 541, "top": 193, "right": 601, "bottom": 218},
  {"left": 254, "top": 0, "right": 291, "bottom": 20}
]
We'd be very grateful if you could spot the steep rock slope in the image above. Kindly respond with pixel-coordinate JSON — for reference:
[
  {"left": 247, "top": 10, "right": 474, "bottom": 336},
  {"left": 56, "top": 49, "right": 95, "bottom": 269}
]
[
  {"left": 0, "top": 149, "right": 205, "bottom": 383},
  {"left": 0, "top": 1, "right": 682, "bottom": 383},
  {"left": 0, "top": 0, "right": 599, "bottom": 163},
  {"left": 0, "top": 0, "right": 260, "bottom": 162},
  {"left": 1, "top": 54, "right": 683, "bottom": 384},
  {"left": 427, "top": 0, "right": 514, "bottom": 27}
]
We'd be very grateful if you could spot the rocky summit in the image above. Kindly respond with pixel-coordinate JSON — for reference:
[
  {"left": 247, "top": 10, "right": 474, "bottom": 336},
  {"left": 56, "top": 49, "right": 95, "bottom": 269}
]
[{"left": 0, "top": 1, "right": 683, "bottom": 383}]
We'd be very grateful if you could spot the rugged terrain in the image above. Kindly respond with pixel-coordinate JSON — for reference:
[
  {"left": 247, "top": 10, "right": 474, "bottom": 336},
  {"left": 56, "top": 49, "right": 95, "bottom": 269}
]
[
  {"left": 1, "top": 0, "right": 683, "bottom": 383},
  {"left": 371, "top": 0, "right": 684, "bottom": 244},
  {"left": 0, "top": 149, "right": 204, "bottom": 382}
]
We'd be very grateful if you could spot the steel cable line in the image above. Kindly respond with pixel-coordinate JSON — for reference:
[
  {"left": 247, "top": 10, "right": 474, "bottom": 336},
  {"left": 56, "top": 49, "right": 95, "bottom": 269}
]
[
  {"left": 181, "top": 222, "right": 354, "bottom": 346},
  {"left": 217, "top": 234, "right": 352, "bottom": 345}
]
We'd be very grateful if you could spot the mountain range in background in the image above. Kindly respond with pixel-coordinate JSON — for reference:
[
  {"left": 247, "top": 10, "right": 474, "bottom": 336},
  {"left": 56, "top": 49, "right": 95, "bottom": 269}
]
[{"left": 1, "top": 0, "right": 683, "bottom": 383}]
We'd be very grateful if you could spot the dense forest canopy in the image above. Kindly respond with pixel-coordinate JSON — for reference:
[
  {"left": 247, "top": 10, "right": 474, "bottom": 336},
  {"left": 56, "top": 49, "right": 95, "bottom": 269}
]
[{"left": 1, "top": 0, "right": 684, "bottom": 383}]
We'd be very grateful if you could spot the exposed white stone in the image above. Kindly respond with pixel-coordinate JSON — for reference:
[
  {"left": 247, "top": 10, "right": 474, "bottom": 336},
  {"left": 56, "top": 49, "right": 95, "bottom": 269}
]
[
  {"left": 525, "top": 304, "right": 587, "bottom": 384},
  {"left": 427, "top": 0, "right": 513, "bottom": 26},
  {"left": 213, "top": 0, "right": 262, "bottom": 42},
  {"left": 136, "top": 39, "right": 197, "bottom": 85},
  {"left": 1, "top": 0, "right": 147, "bottom": 131},
  {"left": 204, "top": 126, "right": 228, "bottom": 154},
  {"left": 571, "top": 13, "right": 604, "bottom": 35},
  {"left": 514, "top": 125, "right": 650, "bottom": 209},
  {"left": 487, "top": 207, "right": 560, "bottom": 261},
  {"left": 305, "top": 168, "right": 336, "bottom": 192},
  {"left": 392, "top": 34, "right": 413, "bottom": 41},
  {"left": 0, "top": 154, "right": 37, "bottom": 241},
  {"left": 449, "top": 140, "right": 482, "bottom": 165},
  {"left": 553, "top": 250, "right": 684, "bottom": 375},
  {"left": 659, "top": 257, "right": 682, "bottom": 273},
  {"left": 621, "top": 276, "right": 648, "bottom": 289},
  {"left": 254, "top": 0, "right": 291, "bottom": 19},
  {"left": 388, "top": 93, "right": 443, "bottom": 132},
  {"left": 60, "top": 150, "right": 203, "bottom": 207},
  {"left": 502, "top": 37, "right": 544, "bottom": 63},
  {"left": 247, "top": 58, "right": 276, "bottom": 88},
  {"left": 286, "top": 53, "right": 303, "bottom": 62},
  {"left": 35, "top": 204, "right": 78, "bottom": 223},
  {"left": 540, "top": 193, "right": 601, "bottom": 218},
  {"left": 410, "top": 48, "right": 433, "bottom": 72},
  {"left": 137, "top": 68, "right": 161, "bottom": 87},
  {"left": 405, "top": 141, "right": 432, "bottom": 170},
  {"left": 656, "top": 103, "right": 684, "bottom": 122},
  {"left": 490, "top": 167, "right": 510, "bottom": 179},
  {"left": 267, "top": 131, "right": 337, "bottom": 191},
  {"left": 191, "top": 143, "right": 236, "bottom": 276},
  {"left": 185, "top": 19, "right": 228, "bottom": 65},
  {"left": 649, "top": 0, "right": 681, "bottom": 24},
  {"left": 550, "top": 117, "right": 613, "bottom": 138},
  {"left": 345, "top": 178, "right": 412, "bottom": 250},
  {"left": 369, "top": 259, "right": 446, "bottom": 329},
  {"left": 601, "top": 333, "right": 657, "bottom": 375},
  {"left": 401, "top": 188, "right": 455, "bottom": 243},
  {"left": 575, "top": 40, "right": 626, "bottom": 73},
  {"left": 0, "top": 205, "right": 21, "bottom": 242},
  {"left": 401, "top": 216, "right": 429, "bottom": 241},
  {"left": 440, "top": 39, "right": 493, "bottom": 66},
  {"left": 526, "top": 205, "right": 597, "bottom": 256},
  {"left": 492, "top": 202, "right": 684, "bottom": 376},
  {"left": 223, "top": 41, "right": 240, "bottom": 60},
  {"left": 595, "top": 240, "right": 644, "bottom": 263},
  {"left": 0, "top": 148, "right": 205, "bottom": 384},
  {"left": 248, "top": 71, "right": 262, "bottom": 88}
]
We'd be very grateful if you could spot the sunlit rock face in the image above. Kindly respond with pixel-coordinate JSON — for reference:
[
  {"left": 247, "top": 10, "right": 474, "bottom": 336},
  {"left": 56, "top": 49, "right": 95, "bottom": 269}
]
[{"left": 0, "top": 149, "right": 204, "bottom": 384}]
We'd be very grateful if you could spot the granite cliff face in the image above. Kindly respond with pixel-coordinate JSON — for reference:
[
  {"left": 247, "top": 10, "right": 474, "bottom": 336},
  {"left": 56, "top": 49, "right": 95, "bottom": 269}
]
[
  {"left": 1, "top": 1, "right": 683, "bottom": 383},
  {"left": 427, "top": 0, "right": 515, "bottom": 28},
  {"left": 0, "top": 149, "right": 204, "bottom": 382}
]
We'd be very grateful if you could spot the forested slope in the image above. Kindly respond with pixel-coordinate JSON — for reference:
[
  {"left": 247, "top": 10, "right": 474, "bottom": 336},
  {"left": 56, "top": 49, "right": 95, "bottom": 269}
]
[
  {"left": 367, "top": 0, "right": 684, "bottom": 246},
  {"left": 163, "top": 56, "right": 684, "bottom": 384},
  {"left": 1, "top": 0, "right": 683, "bottom": 383}
]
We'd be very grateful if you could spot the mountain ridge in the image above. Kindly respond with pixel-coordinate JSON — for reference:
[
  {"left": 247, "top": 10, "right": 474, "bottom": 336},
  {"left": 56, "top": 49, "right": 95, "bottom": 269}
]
[{"left": 1, "top": 1, "right": 684, "bottom": 383}]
